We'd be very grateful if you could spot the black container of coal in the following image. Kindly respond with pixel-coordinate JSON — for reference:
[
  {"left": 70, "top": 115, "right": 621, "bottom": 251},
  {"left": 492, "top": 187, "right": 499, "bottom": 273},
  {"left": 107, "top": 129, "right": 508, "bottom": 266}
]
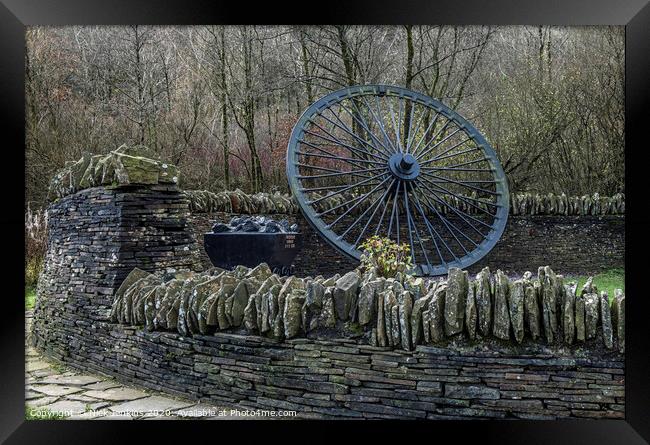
[{"left": 203, "top": 216, "right": 301, "bottom": 275}]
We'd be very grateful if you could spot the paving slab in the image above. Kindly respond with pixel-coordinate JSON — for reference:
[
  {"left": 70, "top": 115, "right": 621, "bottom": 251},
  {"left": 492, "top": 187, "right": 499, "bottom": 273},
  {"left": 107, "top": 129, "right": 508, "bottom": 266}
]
[
  {"left": 40, "top": 400, "right": 87, "bottom": 416},
  {"left": 25, "top": 390, "right": 43, "bottom": 400},
  {"left": 26, "top": 360, "right": 51, "bottom": 372},
  {"left": 109, "top": 396, "right": 194, "bottom": 415},
  {"left": 31, "top": 384, "right": 84, "bottom": 397},
  {"left": 30, "top": 369, "right": 57, "bottom": 378},
  {"left": 39, "top": 375, "right": 104, "bottom": 386},
  {"left": 66, "top": 394, "right": 103, "bottom": 403},
  {"left": 26, "top": 396, "right": 59, "bottom": 408},
  {"left": 83, "top": 380, "right": 122, "bottom": 391},
  {"left": 83, "top": 387, "right": 148, "bottom": 402}
]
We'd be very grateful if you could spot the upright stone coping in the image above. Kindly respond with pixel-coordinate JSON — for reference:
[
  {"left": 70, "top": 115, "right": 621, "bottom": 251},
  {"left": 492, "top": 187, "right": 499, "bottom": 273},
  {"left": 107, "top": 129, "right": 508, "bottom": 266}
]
[
  {"left": 32, "top": 180, "right": 625, "bottom": 420},
  {"left": 184, "top": 189, "right": 625, "bottom": 216}
]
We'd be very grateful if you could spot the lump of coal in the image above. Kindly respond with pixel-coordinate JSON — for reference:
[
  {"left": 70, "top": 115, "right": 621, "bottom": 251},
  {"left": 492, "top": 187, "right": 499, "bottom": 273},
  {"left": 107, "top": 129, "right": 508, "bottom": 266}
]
[
  {"left": 212, "top": 223, "right": 231, "bottom": 233},
  {"left": 211, "top": 215, "right": 298, "bottom": 234},
  {"left": 241, "top": 220, "right": 260, "bottom": 232},
  {"left": 263, "top": 221, "right": 282, "bottom": 233}
]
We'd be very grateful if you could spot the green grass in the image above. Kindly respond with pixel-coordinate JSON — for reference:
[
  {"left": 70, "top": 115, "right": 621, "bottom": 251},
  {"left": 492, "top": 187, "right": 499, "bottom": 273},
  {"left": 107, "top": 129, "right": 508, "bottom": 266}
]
[
  {"left": 25, "top": 287, "right": 36, "bottom": 310},
  {"left": 569, "top": 268, "right": 624, "bottom": 302}
]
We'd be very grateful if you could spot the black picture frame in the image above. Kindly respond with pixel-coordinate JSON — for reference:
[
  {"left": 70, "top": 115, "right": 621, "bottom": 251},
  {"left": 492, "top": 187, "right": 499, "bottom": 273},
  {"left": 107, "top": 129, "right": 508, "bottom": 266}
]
[{"left": 2, "top": 0, "right": 648, "bottom": 442}]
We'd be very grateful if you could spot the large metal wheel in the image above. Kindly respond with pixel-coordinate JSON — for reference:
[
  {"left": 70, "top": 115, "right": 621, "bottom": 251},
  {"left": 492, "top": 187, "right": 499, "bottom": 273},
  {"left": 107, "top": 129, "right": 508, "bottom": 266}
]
[{"left": 286, "top": 85, "right": 509, "bottom": 276}]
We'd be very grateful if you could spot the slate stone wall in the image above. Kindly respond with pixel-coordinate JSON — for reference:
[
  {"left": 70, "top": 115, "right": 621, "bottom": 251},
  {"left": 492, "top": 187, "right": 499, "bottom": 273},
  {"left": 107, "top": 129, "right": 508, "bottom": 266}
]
[
  {"left": 31, "top": 185, "right": 625, "bottom": 420},
  {"left": 188, "top": 213, "right": 624, "bottom": 277},
  {"left": 31, "top": 318, "right": 624, "bottom": 419},
  {"left": 32, "top": 185, "right": 200, "bottom": 323}
]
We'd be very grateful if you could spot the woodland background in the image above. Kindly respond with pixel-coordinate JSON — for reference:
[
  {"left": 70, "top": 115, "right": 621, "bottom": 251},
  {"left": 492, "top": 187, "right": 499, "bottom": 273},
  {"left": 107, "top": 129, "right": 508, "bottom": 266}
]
[{"left": 25, "top": 25, "right": 624, "bottom": 207}]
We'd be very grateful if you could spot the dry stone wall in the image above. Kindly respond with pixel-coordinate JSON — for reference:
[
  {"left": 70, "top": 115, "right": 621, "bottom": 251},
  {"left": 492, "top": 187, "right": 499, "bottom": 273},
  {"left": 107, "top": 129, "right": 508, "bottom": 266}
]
[
  {"left": 188, "top": 213, "right": 624, "bottom": 277},
  {"left": 108, "top": 263, "right": 625, "bottom": 355},
  {"left": 48, "top": 144, "right": 179, "bottom": 201},
  {"left": 31, "top": 323, "right": 625, "bottom": 420},
  {"left": 184, "top": 189, "right": 625, "bottom": 217},
  {"left": 34, "top": 184, "right": 200, "bottom": 325},
  {"left": 32, "top": 173, "right": 625, "bottom": 420}
]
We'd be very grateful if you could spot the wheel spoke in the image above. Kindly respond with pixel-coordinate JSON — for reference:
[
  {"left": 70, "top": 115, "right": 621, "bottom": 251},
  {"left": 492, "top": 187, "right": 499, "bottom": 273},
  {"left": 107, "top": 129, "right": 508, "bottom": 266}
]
[
  {"left": 418, "top": 176, "right": 499, "bottom": 212},
  {"left": 412, "top": 118, "right": 453, "bottom": 158},
  {"left": 418, "top": 135, "right": 471, "bottom": 164},
  {"left": 416, "top": 181, "right": 489, "bottom": 239},
  {"left": 353, "top": 185, "right": 392, "bottom": 247},
  {"left": 416, "top": 128, "right": 463, "bottom": 161},
  {"left": 427, "top": 156, "right": 490, "bottom": 170},
  {"left": 327, "top": 177, "right": 392, "bottom": 228},
  {"left": 339, "top": 100, "right": 395, "bottom": 157},
  {"left": 402, "top": 181, "right": 431, "bottom": 269},
  {"left": 422, "top": 166, "right": 493, "bottom": 173},
  {"left": 359, "top": 95, "right": 399, "bottom": 153},
  {"left": 421, "top": 146, "right": 483, "bottom": 165},
  {"left": 418, "top": 176, "right": 496, "bottom": 230},
  {"left": 410, "top": 109, "right": 442, "bottom": 155},
  {"left": 297, "top": 166, "right": 386, "bottom": 180},
  {"left": 405, "top": 102, "right": 427, "bottom": 154},
  {"left": 387, "top": 183, "right": 400, "bottom": 242},
  {"left": 296, "top": 162, "right": 378, "bottom": 179},
  {"left": 340, "top": 178, "right": 396, "bottom": 243},
  {"left": 386, "top": 96, "right": 402, "bottom": 152},
  {"left": 296, "top": 149, "right": 384, "bottom": 167},
  {"left": 320, "top": 107, "right": 392, "bottom": 159},
  {"left": 409, "top": 189, "right": 450, "bottom": 264},
  {"left": 374, "top": 187, "right": 393, "bottom": 236},
  {"left": 403, "top": 100, "right": 416, "bottom": 152},
  {"left": 413, "top": 187, "right": 474, "bottom": 254},
  {"left": 420, "top": 170, "right": 500, "bottom": 196},
  {"left": 397, "top": 97, "right": 405, "bottom": 149},
  {"left": 307, "top": 172, "right": 386, "bottom": 202},
  {"left": 305, "top": 119, "right": 387, "bottom": 162}
]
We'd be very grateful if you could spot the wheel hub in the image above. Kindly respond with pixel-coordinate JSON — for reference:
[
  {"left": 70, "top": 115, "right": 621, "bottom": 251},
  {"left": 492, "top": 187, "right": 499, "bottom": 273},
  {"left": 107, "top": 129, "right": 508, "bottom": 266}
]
[{"left": 388, "top": 153, "right": 420, "bottom": 181}]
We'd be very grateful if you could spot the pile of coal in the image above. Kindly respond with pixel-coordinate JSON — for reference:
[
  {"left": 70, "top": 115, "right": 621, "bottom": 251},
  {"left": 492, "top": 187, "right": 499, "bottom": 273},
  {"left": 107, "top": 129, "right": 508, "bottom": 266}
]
[{"left": 211, "top": 216, "right": 298, "bottom": 234}]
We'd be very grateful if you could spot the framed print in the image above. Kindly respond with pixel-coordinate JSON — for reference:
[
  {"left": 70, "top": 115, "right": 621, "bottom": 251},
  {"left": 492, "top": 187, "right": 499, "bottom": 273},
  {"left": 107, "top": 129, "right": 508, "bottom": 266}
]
[{"left": 2, "top": 0, "right": 649, "bottom": 442}]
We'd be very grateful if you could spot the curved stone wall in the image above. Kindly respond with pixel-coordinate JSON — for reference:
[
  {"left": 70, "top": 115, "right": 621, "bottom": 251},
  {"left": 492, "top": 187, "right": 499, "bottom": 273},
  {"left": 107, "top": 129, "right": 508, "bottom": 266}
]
[
  {"left": 31, "top": 322, "right": 625, "bottom": 420},
  {"left": 31, "top": 184, "right": 625, "bottom": 420}
]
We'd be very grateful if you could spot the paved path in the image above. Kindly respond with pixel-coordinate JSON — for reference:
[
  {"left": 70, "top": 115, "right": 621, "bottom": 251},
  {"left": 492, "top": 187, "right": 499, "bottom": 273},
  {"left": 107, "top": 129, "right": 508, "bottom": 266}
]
[{"left": 25, "top": 311, "right": 250, "bottom": 420}]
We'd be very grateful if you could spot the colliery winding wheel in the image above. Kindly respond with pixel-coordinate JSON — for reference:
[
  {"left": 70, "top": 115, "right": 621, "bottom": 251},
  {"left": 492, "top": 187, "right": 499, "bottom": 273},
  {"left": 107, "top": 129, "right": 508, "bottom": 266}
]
[{"left": 286, "top": 85, "right": 509, "bottom": 276}]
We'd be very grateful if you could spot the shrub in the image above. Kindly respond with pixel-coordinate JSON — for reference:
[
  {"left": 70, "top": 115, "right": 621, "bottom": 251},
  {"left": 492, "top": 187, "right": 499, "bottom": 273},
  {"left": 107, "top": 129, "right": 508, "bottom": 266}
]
[
  {"left": 25, "top": 204, "right": 48, "bottom": 290},
  {"left": 359, "top": 235, "right": 412, "bottom": 279}
]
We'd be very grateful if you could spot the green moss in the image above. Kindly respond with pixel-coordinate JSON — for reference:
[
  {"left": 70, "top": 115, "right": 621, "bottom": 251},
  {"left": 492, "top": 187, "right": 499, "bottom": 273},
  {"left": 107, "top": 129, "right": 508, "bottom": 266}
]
[
  {"left": 48, "top": 361, "right": 69, "bottom": 374},
  {"left": 345, "top": 322, "right": 364, "bottom": 336}
]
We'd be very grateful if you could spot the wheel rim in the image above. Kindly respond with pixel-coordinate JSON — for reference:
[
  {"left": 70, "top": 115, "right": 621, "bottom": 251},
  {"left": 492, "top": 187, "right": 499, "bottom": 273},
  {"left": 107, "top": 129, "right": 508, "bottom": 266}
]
[{"left": 286, "top": 85, "right": 509, "bottom": 276}]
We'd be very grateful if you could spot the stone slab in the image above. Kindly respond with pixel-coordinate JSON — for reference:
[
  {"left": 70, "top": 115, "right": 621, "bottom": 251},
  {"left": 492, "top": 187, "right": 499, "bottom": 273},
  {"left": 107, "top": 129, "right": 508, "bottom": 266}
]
[
  {"left": 83, "top": 387, "right": 149, "bottom": 402},
  {"left": 109, "top": 395, "right": 194, "bottom": 414},
  {"left": 31, "top": 384, "right": 84, "bottom": 397}
]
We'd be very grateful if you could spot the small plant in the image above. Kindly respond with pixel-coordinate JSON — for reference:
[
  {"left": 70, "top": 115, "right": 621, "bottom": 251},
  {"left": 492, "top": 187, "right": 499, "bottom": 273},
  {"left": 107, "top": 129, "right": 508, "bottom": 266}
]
[
  {"left": 359, "top": 235, "right": 412, "bottom": 279},
  {"left": 25, "top": 288, "right": 37, "bottom": 310}
]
